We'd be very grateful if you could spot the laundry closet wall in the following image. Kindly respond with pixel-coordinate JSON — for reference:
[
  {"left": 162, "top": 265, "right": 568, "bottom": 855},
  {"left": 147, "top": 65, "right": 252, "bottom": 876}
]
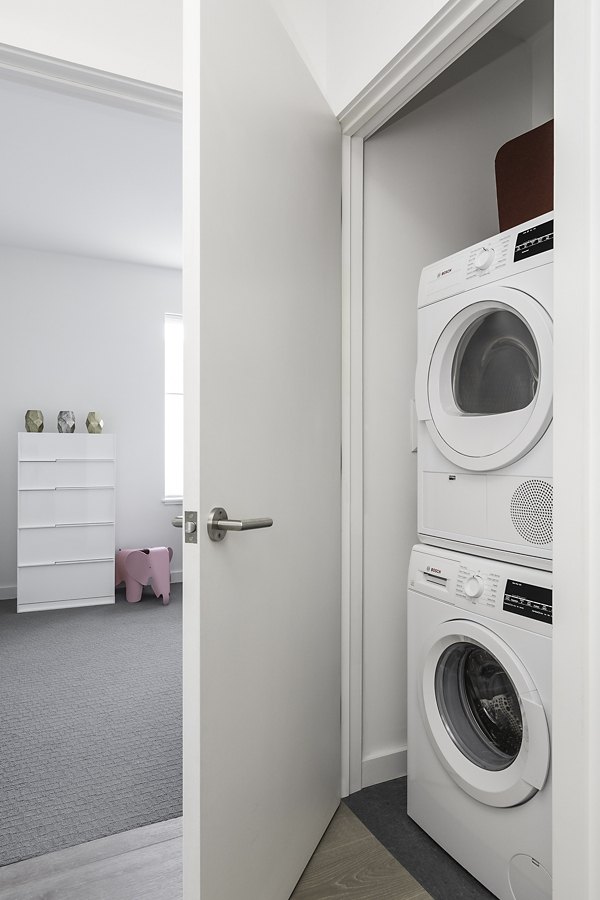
[{"left": 360, "top": 24, "right": 553, "bottom": 786}]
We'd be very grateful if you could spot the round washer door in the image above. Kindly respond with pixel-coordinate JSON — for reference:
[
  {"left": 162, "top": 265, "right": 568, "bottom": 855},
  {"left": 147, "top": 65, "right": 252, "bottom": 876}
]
[
  {"left": 421, "top": 619, "right": 550, "bottom": 808},
  {"left": 426, "top": 286, "right": 553, "bottom": 471}
]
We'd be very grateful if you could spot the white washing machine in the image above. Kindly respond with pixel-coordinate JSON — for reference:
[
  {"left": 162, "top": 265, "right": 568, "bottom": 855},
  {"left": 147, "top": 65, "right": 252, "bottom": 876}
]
[
  {"left": 407, "top": 543, "right": 552, "bottom": 900},
  {"left": 415, "top": 212, "right": 553, "bottom": 569}
]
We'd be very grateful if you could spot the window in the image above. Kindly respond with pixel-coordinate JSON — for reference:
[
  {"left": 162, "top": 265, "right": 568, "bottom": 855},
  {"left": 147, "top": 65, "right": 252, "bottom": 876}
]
[{"left": 165, "top": 314, "right": 183, "bottom": 499}]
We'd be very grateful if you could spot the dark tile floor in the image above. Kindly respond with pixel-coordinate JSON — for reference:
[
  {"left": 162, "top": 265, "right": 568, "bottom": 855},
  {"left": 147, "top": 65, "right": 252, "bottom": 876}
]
[{"left": 345, "top": 777, "right": 497, "bottom": 900}]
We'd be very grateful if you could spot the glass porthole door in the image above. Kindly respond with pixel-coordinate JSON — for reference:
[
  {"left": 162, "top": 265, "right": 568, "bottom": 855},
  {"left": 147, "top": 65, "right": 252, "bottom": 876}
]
[
  {"left": 435, "top": 642, "right": 523, "bottom": 771},
  {"left": 425, "top": 286, "right": 553, "bottom": 472},
  {"left": 420, "top": 619, "right": 550, "bottom": 807},
  {"left": 452, "top": 311, "right": 539, "bottom": 416}
]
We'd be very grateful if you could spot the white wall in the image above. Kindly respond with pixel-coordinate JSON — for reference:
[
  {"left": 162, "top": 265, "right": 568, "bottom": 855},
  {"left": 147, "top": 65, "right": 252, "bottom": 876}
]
[
  {"left": 272, "top": 0, "right": 445, "bottom": 114},
  {"left": 326, "top": 0, "right": 444, "bottom": 113},
  {"left": 361, "top": 40, "right": 538, "bottom": 786},
  {"left": 0, "top": 0, "right": 182, "bottom": 90},
  {"left": 270, "top": 0, "right": 328, "bottom": 106},
  {"left": 0, "top": 77, "right": 182, "bottom": 269},
  {"left": 0, "top": 246, "right": 183, "bottom": 599},
  {"left": 531, "top": 21, "right": 553, "bottom": 127}
]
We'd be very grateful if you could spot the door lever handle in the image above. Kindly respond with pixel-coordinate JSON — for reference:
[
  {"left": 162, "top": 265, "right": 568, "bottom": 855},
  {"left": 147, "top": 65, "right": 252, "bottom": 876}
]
[
  {"left": 171, "top": 514, "right": 197, "bottom": 535},
  {"left": 207, "top": 507, "right": 273, "bottom": 542}
]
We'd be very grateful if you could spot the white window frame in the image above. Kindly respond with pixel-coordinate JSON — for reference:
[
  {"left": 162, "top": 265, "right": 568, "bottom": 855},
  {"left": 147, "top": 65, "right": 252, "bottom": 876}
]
[{"left": 164, "top": 313, "right": 183, "bottom": 503}]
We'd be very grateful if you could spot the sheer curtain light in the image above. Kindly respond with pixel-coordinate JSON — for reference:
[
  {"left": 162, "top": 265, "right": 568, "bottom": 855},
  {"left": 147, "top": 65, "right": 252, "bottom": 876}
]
[{"left": 164, "top": 314, "right": 183, "bottom": 499}]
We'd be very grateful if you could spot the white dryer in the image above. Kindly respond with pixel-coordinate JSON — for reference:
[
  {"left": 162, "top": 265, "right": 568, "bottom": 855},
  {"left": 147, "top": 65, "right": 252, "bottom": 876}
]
[
  {"left": 407, "top": 543, "right": 552, "bottom": 900},
  {"left": 415, "top": 213, "right": 553, "bottom": 569}
]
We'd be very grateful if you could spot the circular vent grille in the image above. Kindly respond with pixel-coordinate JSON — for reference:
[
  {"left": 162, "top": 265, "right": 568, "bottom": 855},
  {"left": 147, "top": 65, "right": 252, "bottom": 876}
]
[{"left": 510, "top": 480, "right": 553, "bottom": 545}]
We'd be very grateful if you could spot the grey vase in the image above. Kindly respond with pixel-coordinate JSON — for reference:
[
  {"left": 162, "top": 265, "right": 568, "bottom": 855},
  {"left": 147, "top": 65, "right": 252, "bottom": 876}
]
[
  {"left": 57, "top": 410, "right": 75, "bottom": 433},
  {"left": 25, "top": 410, "right": 44, "bottom": 433},
  {"left": 86, "top": 411, "right": 104, "bottom": 434}
]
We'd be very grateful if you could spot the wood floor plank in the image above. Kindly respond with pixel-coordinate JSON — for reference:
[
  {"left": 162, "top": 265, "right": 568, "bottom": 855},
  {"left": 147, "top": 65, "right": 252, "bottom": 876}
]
[
  {"left": 291, "top": 806, "right": 431, "bottom": 900},
  {"left": 0, "top": 818, "right": 182, "bottom": 892},
  {"left": 0, "top": 837, "right": 182, "bottom": 900},
  {"left": 0, "top": 807, "right": 431, "bottom": 900},
  {"left": 314, "top": 803, "right": 372, "bottom": 854}
]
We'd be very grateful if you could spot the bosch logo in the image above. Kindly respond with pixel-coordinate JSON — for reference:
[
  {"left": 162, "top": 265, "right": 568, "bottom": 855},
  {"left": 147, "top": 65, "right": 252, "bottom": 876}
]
[
  {"left": 427, "top": 566, "right": 442, "bottom": 574},
  {"left": 437, "top": 268, "right": 452, "bottom": 279}
]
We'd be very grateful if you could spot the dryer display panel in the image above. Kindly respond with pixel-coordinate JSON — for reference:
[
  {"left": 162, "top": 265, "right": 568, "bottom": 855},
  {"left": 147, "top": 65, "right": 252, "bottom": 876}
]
[
  {"left": 503, "top": 579, "right": 552, "bottom": 624},
  {"left": 513, "top": 219, "right": 554, "bottom": 262}
]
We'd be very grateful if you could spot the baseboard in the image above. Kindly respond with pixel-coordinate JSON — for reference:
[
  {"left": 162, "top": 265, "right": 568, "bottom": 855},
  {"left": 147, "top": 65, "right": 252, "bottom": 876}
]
[
  {"left": 2, "top": 573, "right": 182, "bottom": 602},
  {"left": 361, "top": 748, "right": 407, "bottom": 789}
]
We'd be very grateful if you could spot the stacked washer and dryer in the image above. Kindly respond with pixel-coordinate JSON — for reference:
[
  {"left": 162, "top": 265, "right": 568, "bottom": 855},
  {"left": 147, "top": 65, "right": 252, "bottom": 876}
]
[{"left": 408, "top": 212, "right": 553, "bottom": 900}]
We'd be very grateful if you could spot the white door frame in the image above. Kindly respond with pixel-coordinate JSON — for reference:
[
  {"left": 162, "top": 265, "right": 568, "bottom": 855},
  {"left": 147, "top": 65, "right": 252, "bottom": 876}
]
[
  {"left": 340, "top": 0, "right": 599, "bottom": 896},
  {"left": 339, "top": 0, "right": 529, "bottom": 798}
]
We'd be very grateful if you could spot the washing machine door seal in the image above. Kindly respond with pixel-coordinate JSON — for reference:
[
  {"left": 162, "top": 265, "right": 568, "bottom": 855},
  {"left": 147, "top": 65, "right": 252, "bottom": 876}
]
[
  {"left": 420, "top": 619, "right": 550, "bottom": 807},
  {"left": 425, "top": 286, "right": 553, "bottom": 472}
]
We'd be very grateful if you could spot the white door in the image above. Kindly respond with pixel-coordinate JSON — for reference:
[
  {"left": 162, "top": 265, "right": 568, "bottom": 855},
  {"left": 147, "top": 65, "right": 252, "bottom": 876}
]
[{"left": 183, "top": 2, "right": 342, "bottom": 899}]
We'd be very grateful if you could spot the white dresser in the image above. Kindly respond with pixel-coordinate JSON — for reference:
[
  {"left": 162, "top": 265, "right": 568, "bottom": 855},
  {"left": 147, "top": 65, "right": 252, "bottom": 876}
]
[{"left": 17, "top": 433, "right": 116, "bottom": 613}]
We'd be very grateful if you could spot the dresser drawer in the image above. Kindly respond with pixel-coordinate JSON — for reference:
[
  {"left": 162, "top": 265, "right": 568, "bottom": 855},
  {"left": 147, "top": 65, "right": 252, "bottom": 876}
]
[
  {"left": 19, "top": 488, "right": 115, "bottom": 527},
  {"left": 19, "top": 460, "right": 115, "bottom": 489},
  {"left": 17, "top": 559, "right": 114, "bottom": 607},
  {"left": 18, "top": 524, "right": 115, "bottom": 566},
  {"left": 18, "top": 432, "right": 116, "bottom": 460}
]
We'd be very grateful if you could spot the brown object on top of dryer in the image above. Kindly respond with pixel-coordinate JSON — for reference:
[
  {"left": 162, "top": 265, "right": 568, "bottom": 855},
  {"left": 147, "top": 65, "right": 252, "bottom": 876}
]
[{"left": 495, "top": 120, "right": 554, "bottom": 231}]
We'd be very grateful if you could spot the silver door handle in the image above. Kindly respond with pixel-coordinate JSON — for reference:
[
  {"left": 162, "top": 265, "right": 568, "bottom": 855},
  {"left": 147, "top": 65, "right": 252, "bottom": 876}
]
[
  {"left": 208, "top": 507, "right": 273, "bottom": 542},
  {"left": 171, "top": 514, "right": 197, "bottom": 535}
]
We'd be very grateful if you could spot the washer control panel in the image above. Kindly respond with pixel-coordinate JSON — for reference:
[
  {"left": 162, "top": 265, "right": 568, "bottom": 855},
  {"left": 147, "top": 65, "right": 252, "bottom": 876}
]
[
  {"left": 408, "top": 544, "right": 552, "bottom": 635},
  {"left": 457, "top": 563, "right": 500, "bottom": 610}
]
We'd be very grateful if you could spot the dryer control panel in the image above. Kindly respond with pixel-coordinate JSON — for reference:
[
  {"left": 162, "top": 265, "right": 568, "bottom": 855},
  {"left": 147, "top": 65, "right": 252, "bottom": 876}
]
[
  {"left": 418, "top": 212, "right": 554, "bottom": 308},
  {"left": 408, "top": 544, "right": 552, "bottom": 635}
]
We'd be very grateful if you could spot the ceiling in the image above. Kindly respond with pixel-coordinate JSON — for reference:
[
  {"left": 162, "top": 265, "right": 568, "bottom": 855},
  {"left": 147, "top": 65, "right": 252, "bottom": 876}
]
[{"left": 0, "top": 75, "right": 182, "bottom": 269}]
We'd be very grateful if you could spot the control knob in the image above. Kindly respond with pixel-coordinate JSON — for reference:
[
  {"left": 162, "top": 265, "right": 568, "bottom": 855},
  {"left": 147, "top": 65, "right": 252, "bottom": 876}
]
[
  {"left": 464, "top": 575, "right": 484, "bottom": 599},
  {"left": 474, "top": 246, "right": 495, "bottom": 271}
]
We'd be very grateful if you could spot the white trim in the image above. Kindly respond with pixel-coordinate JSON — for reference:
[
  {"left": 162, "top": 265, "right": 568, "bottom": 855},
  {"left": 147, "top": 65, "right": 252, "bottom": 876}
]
[
  {"left": 0, "top": 43, "right": 182, "bottom": 120},
  {"left": 339, "top": 0, "right": 522, "bottom": 139},
  {"left": 339, "top": 0, "right": 527, "bottom": 800},
  {"left": 170, "top": 569, "right": 183, "bottom": 584},
  {"left": 361, "top": 749, "right": 407, "bottom": 789},
  {"left": 341, "top": 132, "right": 365, "bottom": 798},
  {"left": 553, "top": 0, "right": 597, "bottom": 895}
]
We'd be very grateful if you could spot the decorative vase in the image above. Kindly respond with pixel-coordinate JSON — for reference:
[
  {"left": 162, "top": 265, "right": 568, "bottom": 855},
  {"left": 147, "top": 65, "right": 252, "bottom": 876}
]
[
  {"left": 86, "top": 411, "right": 104, "bottom": 434},
  {"left": 57, "top": 410, "right": 75, "bottom": 433},
  {"left": 25, "top": 410, "right": 44, "bottom": 433}
]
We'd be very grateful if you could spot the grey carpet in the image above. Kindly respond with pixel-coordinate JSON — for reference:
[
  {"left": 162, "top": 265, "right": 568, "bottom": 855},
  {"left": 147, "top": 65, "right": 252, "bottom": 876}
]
[{"left": 0, "top": 585, "right": 182, "bottom": 867}]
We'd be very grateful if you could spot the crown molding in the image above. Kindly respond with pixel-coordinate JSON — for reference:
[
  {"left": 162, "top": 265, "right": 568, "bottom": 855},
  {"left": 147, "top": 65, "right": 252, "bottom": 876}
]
[
  {"left": 338, "top": 0, "right": 522, "bottom": 137},
  {"left": 0, "top": 43, "right": 182, "bottom": 120}
]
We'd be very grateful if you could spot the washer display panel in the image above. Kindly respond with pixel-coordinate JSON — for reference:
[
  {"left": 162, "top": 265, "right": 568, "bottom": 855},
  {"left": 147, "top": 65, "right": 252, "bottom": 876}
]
[
  {"left": 435, "top": 642, "right": 523, "bottom": 771},
  {"left": 425, "top": 286, "right": 553, "bottom": 471}
]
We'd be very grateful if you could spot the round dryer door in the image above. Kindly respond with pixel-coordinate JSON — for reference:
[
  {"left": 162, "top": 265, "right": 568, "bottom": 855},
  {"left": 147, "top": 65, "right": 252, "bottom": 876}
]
[
  {"left": 426, "top": 285, "right": 553, "bottom": 471},
  {"left": 420, "top": 619, "right": 550, "bottom": 807}
]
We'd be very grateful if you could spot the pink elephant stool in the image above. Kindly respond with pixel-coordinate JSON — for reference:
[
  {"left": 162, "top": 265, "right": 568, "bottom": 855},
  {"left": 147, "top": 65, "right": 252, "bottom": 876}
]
[{"left": 115, "top": 547, "right": 173, "bottom": 605}]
